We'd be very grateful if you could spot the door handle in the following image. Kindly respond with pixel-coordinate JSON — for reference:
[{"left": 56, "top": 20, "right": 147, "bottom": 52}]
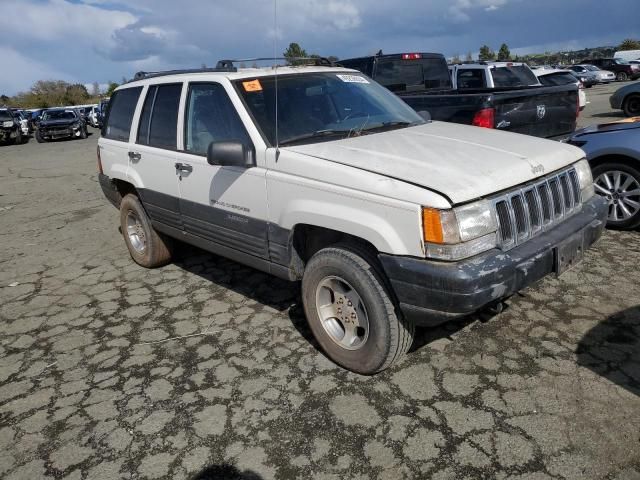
[
  {"left": 128, "top": 151, "right": 141, "bottom": 161},
  {"left": 174, "top": 162, "right": 193, "bottom": 173}
]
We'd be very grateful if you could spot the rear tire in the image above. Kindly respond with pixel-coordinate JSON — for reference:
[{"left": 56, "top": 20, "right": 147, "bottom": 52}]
[
  {"left": 119, "top": 193, "right": 173, "bottom": 268},
  {"left": 301, "top": 243, "right": 414, "bottom": 374},
  {"left": 616, "top": 72, "right": 628, "bottom": 81},
  {"left": 622, "top": 94, "right": 640, "bottom": 117},
  {"left": 13, "top": 130, "right": 22, "bottom": 145},
  {"left": 592, "top": 161, "right": 640, "bottom": 230}
]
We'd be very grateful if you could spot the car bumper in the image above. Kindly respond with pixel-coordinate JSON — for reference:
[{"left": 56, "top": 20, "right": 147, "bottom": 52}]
[
  {"left": 379, "top": 195, "right": 608, "bottom": 326},
  {"left": 98, "top": 173, "right": 122, "bottom": 208}
]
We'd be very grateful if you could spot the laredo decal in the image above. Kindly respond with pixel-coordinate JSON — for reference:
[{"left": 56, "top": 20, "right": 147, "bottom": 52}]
[{"left": 211, "top": 199, "right": 250, "bottom": 213}]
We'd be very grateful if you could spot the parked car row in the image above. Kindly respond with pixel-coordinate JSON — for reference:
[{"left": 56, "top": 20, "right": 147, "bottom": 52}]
[{"left": 0, "top": 105, "right": 98, "bottom": 146}]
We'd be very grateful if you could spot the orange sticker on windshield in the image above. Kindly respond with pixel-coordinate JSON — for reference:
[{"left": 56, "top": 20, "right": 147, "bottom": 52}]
[{"left": 242, "top": 79, "right": 263, "bottom": 92}]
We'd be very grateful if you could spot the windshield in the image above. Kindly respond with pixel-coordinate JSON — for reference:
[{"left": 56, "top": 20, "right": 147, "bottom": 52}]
[
  {"left": 491, "top": 65, "right": 539, "bottom": 87},
  {"left": 42, "top": 110, "right": 77, "bottom": 121},
  {"left": 0, "top": 111, "right": 13, "bottom": 121},
  {"left": 236, "top": 72, "right": 425, "bottom": 146},
  {"left": 374, "top": 57, "right": 451, "bottom": 91},
  {"left": 585, "top": 65, "right": 600, "bottom": 71}
]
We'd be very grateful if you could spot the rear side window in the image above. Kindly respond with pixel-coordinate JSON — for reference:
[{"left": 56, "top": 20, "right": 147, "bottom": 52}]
[
  {"left": 102, "top": 87, "right": 142, "bottom": 141},
  {"left": 456, "top": 69, "right": 486, "bottom": 89},
  {"left": 374, "top": 58, "right": 451, "bottom": 91},
  {"left": 137, "top": 83, "right": 182, "bottom": 149},
  {"left": 184, "top": 83, "right": 251, "bottom": 156}
]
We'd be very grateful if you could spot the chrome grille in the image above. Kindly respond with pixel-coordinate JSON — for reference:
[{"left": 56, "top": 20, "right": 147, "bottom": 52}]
[{"left": 493, "top": 166, "right": 582, "bottom": 250}]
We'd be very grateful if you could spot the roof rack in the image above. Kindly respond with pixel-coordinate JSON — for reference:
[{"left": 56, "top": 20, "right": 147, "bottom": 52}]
[
  {"left": 131, "top": 65, "right": 237, "bottom": 82},
  {"left": 215, "top": 57, "right": 334, "bottom": 68}
]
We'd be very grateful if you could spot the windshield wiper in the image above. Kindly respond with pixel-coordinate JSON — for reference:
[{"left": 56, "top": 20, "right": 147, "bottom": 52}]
[
  {"left": 278, "top": 129, "right": 350, "bottom": 146},
  {"left": 358, "top": 121, "right": 418, "bottom": 134}
]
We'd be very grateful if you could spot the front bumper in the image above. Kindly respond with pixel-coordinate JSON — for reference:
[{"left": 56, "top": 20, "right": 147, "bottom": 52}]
[{"left": 379, "top": 196, "right": 608, "bottom": 326}]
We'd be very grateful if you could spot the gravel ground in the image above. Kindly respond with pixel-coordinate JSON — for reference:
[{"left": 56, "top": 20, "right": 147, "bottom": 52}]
[{"left": 0, "top": 83, "right": 639, "bottom": 480}]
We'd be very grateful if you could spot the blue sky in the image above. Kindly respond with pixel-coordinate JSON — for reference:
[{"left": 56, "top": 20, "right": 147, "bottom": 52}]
[{"left": 1, "top": 0, "right": 638, "bottom": 95}]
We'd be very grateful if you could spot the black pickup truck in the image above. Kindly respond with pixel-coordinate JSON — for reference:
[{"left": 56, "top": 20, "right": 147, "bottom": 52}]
[{"left": 339, "top": 53, "right": 579, "bottom": 139}]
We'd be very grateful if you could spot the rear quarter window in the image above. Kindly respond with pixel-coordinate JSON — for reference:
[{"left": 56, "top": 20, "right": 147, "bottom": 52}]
[{"left": 102, "top": 87, "right": 142, "bottom": 141}]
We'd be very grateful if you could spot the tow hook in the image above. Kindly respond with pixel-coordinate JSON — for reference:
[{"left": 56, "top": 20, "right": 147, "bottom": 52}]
[{"left": 479, "top": 301, "right": 507, "bottom": 322}]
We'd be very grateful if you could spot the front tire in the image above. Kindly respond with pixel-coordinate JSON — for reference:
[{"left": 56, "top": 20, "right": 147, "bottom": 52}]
[
  {"left": 13, "top": 130, "right": 22, "bottom": 145},
  {"left": 301, "top": 243, "right": 414, "bottom": 374},
  {"left": 35, "top": 130, "right": 46, "bottom": 143},
  {"left": 616, "top": 72, "right": 628, "bottom": 82},
  {"left": 119, "top": 194, "right": 173, "bottom": 268},
  {"left": 80, "top": 127, "right": 88, "bottom": 139},
  {"left": 622, "top": 94, "right": 640, "bottom": 117},
  {"left": 592, "top": 162, "right": 640, "bottom": 230}
]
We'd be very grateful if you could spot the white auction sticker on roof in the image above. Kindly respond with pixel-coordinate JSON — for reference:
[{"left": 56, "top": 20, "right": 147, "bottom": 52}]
[{"left": 336, "top": 74, "right": 369, "bottom": 84}]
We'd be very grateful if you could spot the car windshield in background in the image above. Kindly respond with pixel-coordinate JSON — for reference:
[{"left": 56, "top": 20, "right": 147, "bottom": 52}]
[
  {"left": 374, "top": 58, "right": 451, "bottom": 91},
  {"left": 491, "top": 65, "right": 539, "bottom": 87},
  {"left": 0, "top": 111, "right": 13, "bottom": 121},
  {"left": 236, "top": 72, "right": 425, "bottom": 146},
  {"left": 42, "top": 110, "right": 77, "bottom": 121},
  {"left": 585, "top": 65, "right": 600, "bottom": 71}
]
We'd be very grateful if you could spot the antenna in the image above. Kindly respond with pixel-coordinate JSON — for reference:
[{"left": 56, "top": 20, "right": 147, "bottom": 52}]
[{"left": 274, "top": 0, "right": 279, "bottom": 154}]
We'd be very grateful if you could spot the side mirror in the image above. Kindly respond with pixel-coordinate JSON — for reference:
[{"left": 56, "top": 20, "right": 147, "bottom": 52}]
[
  {"left": 207, "top": 140, "right": 255, "bottom": 168},
  {"left": 417, "top": 110, "right": 431, "bottom": 122}
]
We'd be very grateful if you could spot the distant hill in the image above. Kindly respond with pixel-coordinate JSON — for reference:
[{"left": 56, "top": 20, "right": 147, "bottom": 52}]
[{"left": 521, "top": 46, "right": 617, "bottom": 66}]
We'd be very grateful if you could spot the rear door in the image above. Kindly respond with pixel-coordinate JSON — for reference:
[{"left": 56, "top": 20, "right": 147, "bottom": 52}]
[
  {"left": 174, "top": 81, "right": 269, "bottom": 260},
  {"left": 127, "top": 83, "right": 183, "bottom": 231}
]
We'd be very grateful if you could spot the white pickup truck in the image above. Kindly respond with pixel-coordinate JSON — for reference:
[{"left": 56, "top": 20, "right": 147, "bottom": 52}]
[{"left": 98, "top": 61, "right": 607, "bottom": 374}]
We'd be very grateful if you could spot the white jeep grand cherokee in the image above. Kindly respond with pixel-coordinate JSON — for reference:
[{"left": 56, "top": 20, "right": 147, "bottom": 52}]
[{"left": 98, "top": 61, "right": 607, "bottom": 374}]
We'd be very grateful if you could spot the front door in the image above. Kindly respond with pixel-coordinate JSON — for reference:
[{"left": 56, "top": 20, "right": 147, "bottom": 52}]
[
  {"left": 175, "top": 82, "right": 269, "bottom": 259},
  {"left": 127, "top": 83, "right": 183, "bottom": 231}
]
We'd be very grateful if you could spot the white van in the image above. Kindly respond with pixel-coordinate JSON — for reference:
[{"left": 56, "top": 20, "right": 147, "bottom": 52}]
[
  {"left": 97, "top": 60, "right": 607, "bottom": 373},
  {"left": 614, "top": 50, "right": 640, "bottom": 63}
]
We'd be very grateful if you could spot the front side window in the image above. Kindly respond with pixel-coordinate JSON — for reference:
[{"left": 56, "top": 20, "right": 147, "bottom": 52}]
[
  {"left": 236, "top": 72, "right": 424, "bottom": 146},
  {"left": 184, "top": 83, "right": 251, "bottom": 155},
  {"left": 103, "top": 87, "right": 142, "bottom": 141},
  {"left": 491, "top": 65, "right": 539, "bottom": 87},
  {"left": 137, "top": 83, "right": 182, "bottom": 149}
]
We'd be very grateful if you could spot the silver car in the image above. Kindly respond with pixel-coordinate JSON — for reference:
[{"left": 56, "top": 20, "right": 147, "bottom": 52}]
[
  {"left": 567, "top": 118, "right": 640, "bottom": 229},
  {"left": 581, "top": 65, "right": 616, "bottom": 83}
]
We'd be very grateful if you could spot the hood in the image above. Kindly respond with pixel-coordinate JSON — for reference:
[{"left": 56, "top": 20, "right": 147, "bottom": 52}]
[
  {"left": 284, "top": 122, "right": 584, "bottom": 204},
  {"left": 40, "top": 118, "right": 77, "bottom": 127},
  {"left": 573, "top": 117, "right": 640, "bottom": 136}
]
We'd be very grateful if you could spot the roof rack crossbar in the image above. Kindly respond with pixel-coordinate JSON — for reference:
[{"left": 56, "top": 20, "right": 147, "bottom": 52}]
[
  {"left": 215, "top": 57, "right": 334, "bottom": 68},
  {"left": 131, "top": 66, "right": 238, "bottom": 82}
]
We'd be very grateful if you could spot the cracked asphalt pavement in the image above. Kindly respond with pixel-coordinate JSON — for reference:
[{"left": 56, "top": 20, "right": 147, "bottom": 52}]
[{"left": 1, "top": 86, "right": 639, "bottom": 480}]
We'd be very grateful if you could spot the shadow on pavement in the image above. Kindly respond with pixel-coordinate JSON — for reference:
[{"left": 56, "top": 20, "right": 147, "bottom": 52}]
[
  {"left": 588, "top": 112, "right": 626, "bottom": 119},
  {"left": 190, "top": 464, "right": 263, "bottom": 480},
  {"left": 576, "top": 305, "right": 640, "bottom": 397}
]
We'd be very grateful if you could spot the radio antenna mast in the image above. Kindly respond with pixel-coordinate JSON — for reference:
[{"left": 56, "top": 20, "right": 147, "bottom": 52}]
[{"left": 274, "top": 0, "right": 280, "bottom": 154}]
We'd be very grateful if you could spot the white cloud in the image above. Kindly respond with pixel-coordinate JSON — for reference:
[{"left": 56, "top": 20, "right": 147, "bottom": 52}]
[{"left": 0, "top": 46, "right": 74, "bottom": 94}]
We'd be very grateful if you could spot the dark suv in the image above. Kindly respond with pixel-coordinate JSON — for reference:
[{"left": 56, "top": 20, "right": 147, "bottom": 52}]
[
  {"left": 0, "top": 109, "right": 25, "bottom": 145},
  {"left": 580, "top": 58, "right": 640, "bottom": 81}
]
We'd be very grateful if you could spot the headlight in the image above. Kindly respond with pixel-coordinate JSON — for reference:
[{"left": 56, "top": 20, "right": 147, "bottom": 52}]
[
  {"left": 422, "top": 199, "right": 498, "bottom": 261},
  {"left": 574, "top": 159, "right": 594, "bottom": 201},
  {"left": 2, "top": 121, "right": 12, "bottom": 128}
]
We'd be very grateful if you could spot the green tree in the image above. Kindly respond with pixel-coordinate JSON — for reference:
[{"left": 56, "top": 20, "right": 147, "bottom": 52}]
[
  {"left": 479, "top": 45, "right": 495, "bottom": 61},
  {"left": 64, "top": 84, "right": 90, "bottom": 105},
  {"left": 283, "top": 42, "right": 308, "bottom": 65},
  {"left": 497, "top": 43, "right": 511, "bottom": 61},
  {"left": 618, "top": 38, "right": 640, "bottom": 51},
  {"left": 106, "top": 82, "right": 119, "bottom": 96}
]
